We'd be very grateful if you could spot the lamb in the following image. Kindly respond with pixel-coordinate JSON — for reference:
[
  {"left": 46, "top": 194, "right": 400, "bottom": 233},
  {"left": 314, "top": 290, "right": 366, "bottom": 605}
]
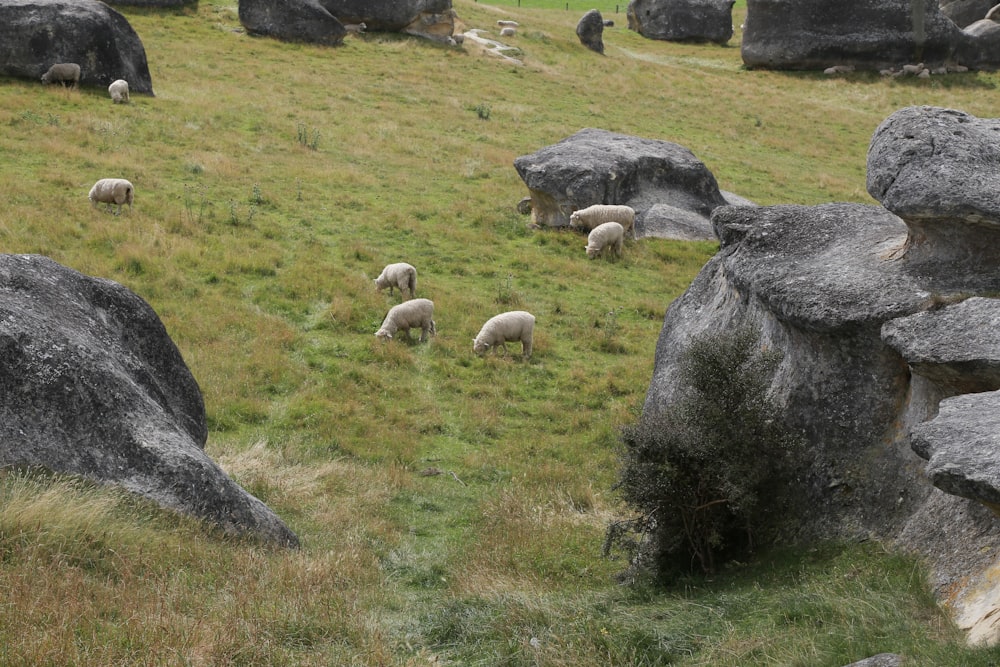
[
  {"left": 375, "top": 298, "right": 436, "bottom": 342},
  {"left": 373, "top": 262, "right": 417, "bottom": 300},
  {"left": 585, "top": 221, "right": 624, "bottom": 259},
  {"left": 108, "top": 79, "right": 130, "bottom": 104},
  {"left": 88, "top": 178, "right": 134, "bottom": 214},
  {"left": 569, "top": 204, "right": 636, "bottom": 237},
  {"left": 40, "top": 63, "right": 81, "bottom": 89},
  {"left": 473, "top": 311, "right": 535, "bottom": 359}
]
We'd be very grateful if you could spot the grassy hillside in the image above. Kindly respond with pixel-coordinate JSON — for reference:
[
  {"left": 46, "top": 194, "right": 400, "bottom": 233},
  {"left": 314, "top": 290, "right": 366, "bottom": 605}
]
[{"left": 2, "top": 1, "right": 1000, "bottom": 664}]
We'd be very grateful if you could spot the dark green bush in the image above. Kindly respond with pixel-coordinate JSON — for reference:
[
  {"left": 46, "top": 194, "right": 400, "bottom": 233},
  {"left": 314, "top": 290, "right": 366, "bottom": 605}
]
[{"left": 608, "top": 327, "right": 804, "bottom": 577}]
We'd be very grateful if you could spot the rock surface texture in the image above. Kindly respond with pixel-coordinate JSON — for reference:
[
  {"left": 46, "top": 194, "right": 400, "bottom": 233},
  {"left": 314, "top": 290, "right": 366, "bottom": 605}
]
[
  {"left": 940, "top": 0, "right": 995, "bottom": 28},
  {"left": 239, "top": 0, "right": 455, "bottom": 44},
  {"left": 627, "top": 0, "right": 734, "bottom": 44},
  {"left": 0, "top": 0, "right": 154, "bottom": 94},
  {"left": 0, "top": 255, "right": 298, "bottom": 547},
  {"left": 642, "top": 106, "right": 1000, "bottom": 644},
  {"left": 513, "top": 128, "right": 729, "bottom": 240}
]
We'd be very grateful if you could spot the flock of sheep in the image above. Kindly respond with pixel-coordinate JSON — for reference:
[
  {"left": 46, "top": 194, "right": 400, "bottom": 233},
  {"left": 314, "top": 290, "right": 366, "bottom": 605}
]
[
  {"left": 41, "top": 62, "right": 134, "bottom": 214},
  {"left": 371, "top": 203, "right": 636, "bottom": 359}
]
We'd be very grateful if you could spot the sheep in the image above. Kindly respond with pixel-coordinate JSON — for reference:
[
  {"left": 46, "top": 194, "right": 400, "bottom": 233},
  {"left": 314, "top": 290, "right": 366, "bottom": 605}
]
[
  {"left": 585, "top": 221, "right": 624, "bottom": 259},
  {"left": 500, "top": 26, "right": 517, "bottom": 37},
  {"left": 373, "top": 262, "right": 417, "bottom": 300},
  {"left": 569, "top": 204, "right": 636, "bottom": 237},
  {"left": 108, "top": 79, "right": 130, "bottom": 104},
  {"left": 344, "top": 22, "right": 366, "bottom": 34},
  {"left": 88, "top": 178, "right": 134, "bottom": 214},
  {"left": 375, "top": 298, "right": 436, "bottom": 342},
  {"left": 497, "top": 20, "right": 519, "bottom": 27},
  {"left": 40, "top": 63, "right": 80, "bottom": 89},
  {"left": 473, "top": 311, "right": 535, "bottom": 359}
]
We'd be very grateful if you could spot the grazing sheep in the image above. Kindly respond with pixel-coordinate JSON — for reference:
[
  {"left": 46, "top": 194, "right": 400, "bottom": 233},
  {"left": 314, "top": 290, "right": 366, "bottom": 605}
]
[
  {"left": 473, "top": 311, "right": 535, "bottom": 359},
  {"left": 569, "top": 204, "right": 636, "bottom": 237},
  {"left": 108, "top": 79, "right": 130, "bottom": 104},
  {"left": 344, "top": 22, "right": 366, "bottom": 34},
  {"left": 500, "top": 26, "right": 517, "bottom": 37},
  {"left": 88, "top": 178, "right": 134, "bottom": 214},
  {"left": 585, "top": 221, "right": 624, "bottom": 259},
  {"left": 375, "top": 298, "right": 436, "bottom": 342},
  {"left": 40, "top": 63, "right": 81, "bottom": 89},
  {"left": 373, "top": 262, "right": 417, "bottom": 300},
  {"left": 497, "top": 20, "right": 519, "bottom": 27}
]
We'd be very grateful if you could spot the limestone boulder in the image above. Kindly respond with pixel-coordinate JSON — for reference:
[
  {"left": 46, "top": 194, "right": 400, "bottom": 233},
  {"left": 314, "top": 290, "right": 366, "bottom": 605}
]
[
  {"left": 940, "top": 0, "right": 995, "bottom": 28},
  {"left": 0, "top": 0, "right": 154, "bottom": 94},
  {"left": 741, "top": 0, "right": 961, "bottom": 71},
  {"left": 106, "top": 0, "right": 195, "bottom": 7},
  {"left": 239, "top": 0, "right": 455, "bottom": 44},
  {"left": 512, "top": 128, "right": 729, "bottom": 239},
  {"left": 576, "top": 9, "right": 605, "bottom": 54},
  {"left": 627, "top": 0, "right": 734, "bottom": 45},
  {"left": 0, "top": 254, "right": 298, "bottom": 547}
]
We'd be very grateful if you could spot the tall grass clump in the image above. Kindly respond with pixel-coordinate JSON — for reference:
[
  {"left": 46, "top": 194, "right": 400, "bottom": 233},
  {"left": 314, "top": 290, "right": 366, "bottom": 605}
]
[{"left": 610, "top": 327, "right": 804, "bottom": 577}]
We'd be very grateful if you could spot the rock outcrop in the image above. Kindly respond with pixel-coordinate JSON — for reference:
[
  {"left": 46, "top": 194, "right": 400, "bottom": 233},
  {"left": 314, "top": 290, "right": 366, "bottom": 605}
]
[
  {"left": 0, "top": 0, "right": 154, "bottom": 94},
  {"left": 513, "top": 128, "right": 730, "bottom": 240},
  {"left": 642, "top": 106, "right": 1000, "bottom": 644},
  {"left": 627, "top": 0, "right": 735, "bottom": 45},
  {"left": 576, "top": 9, "right": 606, "bottom": 54},
  {"left": 0, "top": 254, "right": 298, "bottom": 547},
  {"left": 239, "top": 0, "right": 455, "bottom": 44},
  {"left": 940, "top": 0, "right": 995, "bottom": 28}
]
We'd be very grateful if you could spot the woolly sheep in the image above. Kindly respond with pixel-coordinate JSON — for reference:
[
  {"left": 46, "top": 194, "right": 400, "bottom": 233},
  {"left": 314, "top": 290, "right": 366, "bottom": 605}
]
[
  {"left": 108, "top": 79, "right": 130, "bottom": 104},
  {"left": 473, "top": 310, "right": 535, "bottom": 359},
  {"left": 375, "top": 298, "right": 436, "bottom": 342},
  {"left": 585, "top": 221, "right": 624, "bottom": 259},
  {"left": 88, "top": 178, "right": 134, "bottom": 214},
  {"left": 373, "top": 262, "right": 417, "bottom": 300},
  {"left": 500, "top": 26, "right": 517, "bottom": 37},
  {"left": 569, "top": 204, "right": 636, "bottom": 237},
  {"left": 40, "top": 63, "right": 80, "bottom": 89},
  {"left": 344, "top": 22, "right": 366, "bottom": 34},
  {"left": 497, "top": 20, "right": 519, "bottom": 27}
]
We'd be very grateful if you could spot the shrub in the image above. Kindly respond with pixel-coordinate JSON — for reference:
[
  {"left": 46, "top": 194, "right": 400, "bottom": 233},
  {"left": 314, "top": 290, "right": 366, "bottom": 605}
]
[{"left": 607, "top": 326, "right": 804, "bottom": 578}]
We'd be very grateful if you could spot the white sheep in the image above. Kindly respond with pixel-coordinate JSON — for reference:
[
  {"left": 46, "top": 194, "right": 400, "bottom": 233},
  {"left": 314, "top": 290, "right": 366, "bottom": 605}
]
[
  {"left": 344, "top": 22, "right": 366, "bottom": 34},
  {"left": 373, "top": 262, "right": 417, "bottom": 300},
  {"left": 108, "top": 79, "right": 130, "bottom": 104},
  {"left": 569, "top": 204, "right": 636, "bottom": 237},
  {"left": 497, "top": 20, "right": 519, "bottom": 27},
  {"left": 473, "top": 311, "right": 535, "bottom": 359},
  {"left": 88, "top": 178, "right": 134, "bottom": 214},
  {"left": 375, "top": 298, "right": 436, "bottom": 342},
  {"left": 500, "top": 26, "right": 517, "bottom": 37},
  {"left": 585, "top": 221, "right": 624, "bottom": 259},
  {"left": 41, "top": 63, "right": 81, "bottom": 89}
]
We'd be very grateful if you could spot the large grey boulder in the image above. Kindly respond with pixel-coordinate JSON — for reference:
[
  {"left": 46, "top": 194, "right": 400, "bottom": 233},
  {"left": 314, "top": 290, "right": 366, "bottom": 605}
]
[
  {"left": 742, "top": 0, "right": 961, "bottom": 71},
  {"left": 576, "top": 9, "right": 606, "bottom": 54},
  {"left": 641, "top": 105, "right": 1000, "bottom": 643},
  {"left": 239, "top": 0, "right": 455, "bottom": 44},
  {"left": 512, "top": 128, "right": 729, "bottom": 240},
  {"left": 0, "top": 0, "right": 154, "bottom": 94},
  {"left": 106, "top": 0, "right": 195, "bottom": 7},
  {"left": 627, "top": 0, "right": 734, "bottom": 45},
  {"left": 0, "top": 254, "right": 298, "bottom": 547}
]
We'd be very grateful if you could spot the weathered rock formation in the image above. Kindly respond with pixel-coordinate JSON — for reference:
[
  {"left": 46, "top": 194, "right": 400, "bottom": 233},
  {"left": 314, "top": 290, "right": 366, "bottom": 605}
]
[
  {"left": 576, "top": 9, "right": 606, "bottom": 54},
  {"left": 105, "top": 0, "right": 195, "bottom": 7},
  {"left": 643, "top": 105, "right": 1000, "bottom": 643},
  {"left": 941, "top": 0, "right": 995, "bottom": 28},
  {"left": 0, "top": 0, "right": 154, "bottom": 94},
  {"left": 627, "top": 0, "right": 734, "bottom": 45},
  {"left": 513, "top": 128, "right": 732, "bottom": 240},
  {"left": 239, "top": 0, "right": 455, "bottom": 44},
  {"left": 0, "top": 254, "right": 298, "bottom": 547},
  {"left": 742, "top": 0, "right": 961, "bottom": 71}
]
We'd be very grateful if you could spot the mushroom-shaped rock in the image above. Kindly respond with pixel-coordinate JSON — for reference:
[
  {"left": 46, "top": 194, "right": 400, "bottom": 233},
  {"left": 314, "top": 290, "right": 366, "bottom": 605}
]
[
  {"left": 513, "top": 128, "right": 728, "bottom": 239},
  {"left": 0, "top": 254, "right": 298, "bottom": 547}
]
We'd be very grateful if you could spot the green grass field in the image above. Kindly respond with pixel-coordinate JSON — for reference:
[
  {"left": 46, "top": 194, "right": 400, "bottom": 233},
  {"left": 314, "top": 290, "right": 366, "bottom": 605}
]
[{"left": 1, "top": 0, "right": 1000, "bottom": 664}]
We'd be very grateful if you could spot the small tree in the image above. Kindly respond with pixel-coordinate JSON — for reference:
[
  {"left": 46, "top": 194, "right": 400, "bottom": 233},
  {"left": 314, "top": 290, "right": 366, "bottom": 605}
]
[{"left": 608, "top": 326, "right": 803, "bottom": 577}]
